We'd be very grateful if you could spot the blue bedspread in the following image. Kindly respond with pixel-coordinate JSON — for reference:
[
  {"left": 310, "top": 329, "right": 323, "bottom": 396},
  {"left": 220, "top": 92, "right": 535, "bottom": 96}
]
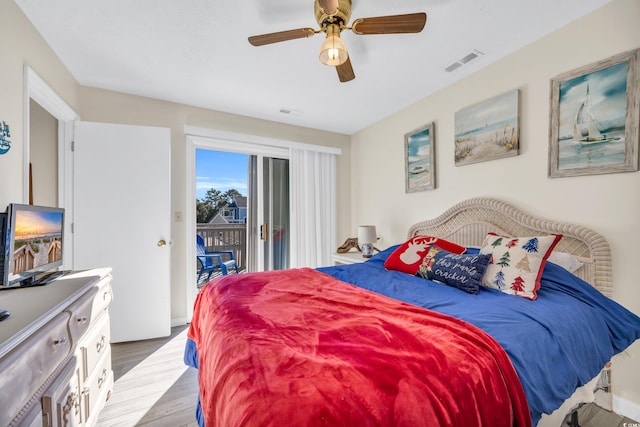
[
  {"left": 316, "top": 247, "right": 640, "bottom": 425},
  {"left": 185, "top": 246, "right": 640, "bottom": 426}
]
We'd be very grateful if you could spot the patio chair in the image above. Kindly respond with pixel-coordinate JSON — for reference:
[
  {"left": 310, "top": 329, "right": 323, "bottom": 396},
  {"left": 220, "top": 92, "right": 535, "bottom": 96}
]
[{"left": 196, "top": 234, "right": 238, "bottom": 283}]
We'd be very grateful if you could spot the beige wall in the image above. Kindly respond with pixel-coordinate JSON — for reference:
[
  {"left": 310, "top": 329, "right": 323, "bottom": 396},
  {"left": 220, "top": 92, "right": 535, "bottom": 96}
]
[
  {"left": 0, "top": 0, "right": 80, "bottom": 206},
  {"left": 350, "top": 0, "right": 640, "bottom": 411},
  {"left": 29, "top": 99, "right": 58, "bottom": 207}
]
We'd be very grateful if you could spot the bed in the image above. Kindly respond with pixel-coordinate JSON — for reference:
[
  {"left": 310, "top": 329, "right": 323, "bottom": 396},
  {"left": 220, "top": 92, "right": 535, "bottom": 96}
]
[{"left": 185, "top": 197, "right": 640, "bottom": 427}]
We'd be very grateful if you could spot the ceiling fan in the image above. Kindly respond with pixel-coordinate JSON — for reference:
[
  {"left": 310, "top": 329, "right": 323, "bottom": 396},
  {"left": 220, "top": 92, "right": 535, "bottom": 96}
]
[{"left": 248, "top": 0, "right": 427, "bottom": 82}]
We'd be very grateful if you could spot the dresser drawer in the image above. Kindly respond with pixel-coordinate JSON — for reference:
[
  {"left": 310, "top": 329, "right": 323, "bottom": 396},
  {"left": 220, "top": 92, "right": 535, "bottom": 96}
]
[
  {"left": 41, "top": 356, "right": 82, "bottom": 427},
  {"left": 66, "top": 286, "right": 99, "bottom": 343},
  {"left": 80, "top": 314, "right": 111, "bottom": 381},
  {"left": 66, "top": 276, "right": 113, "bottom": 343},
  {"left": 0, "top": 312, "right": 72, "bottom": 427},
  {"left": 82, "top": 349, "right": 113, "bottom": 426},
  {"left": 92, "top": 276, "right": 113, "bottom": 314}
]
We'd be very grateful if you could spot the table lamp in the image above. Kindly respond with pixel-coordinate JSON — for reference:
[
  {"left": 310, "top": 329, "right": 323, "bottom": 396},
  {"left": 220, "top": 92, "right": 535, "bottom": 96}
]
[{"left": 358, "top": 225, "right": 377, "bottom": 258}]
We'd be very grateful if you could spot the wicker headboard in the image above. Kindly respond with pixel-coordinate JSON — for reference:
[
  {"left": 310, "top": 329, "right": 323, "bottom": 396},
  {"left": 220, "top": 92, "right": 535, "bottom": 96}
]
[{"left": 407, "top": 197, "right": 612, "bottom": 297}]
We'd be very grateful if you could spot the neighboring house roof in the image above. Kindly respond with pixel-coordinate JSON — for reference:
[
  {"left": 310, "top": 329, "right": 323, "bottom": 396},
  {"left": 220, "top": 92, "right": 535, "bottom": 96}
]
[
  {"left": 229, "top": 195, "right": 247, "bottom": 209},
  {"left": 208, "top": 195, "right": 248, "bottom": 224},
  {"left": 209, "top": 213, "right": 229, "bottom": 224}
]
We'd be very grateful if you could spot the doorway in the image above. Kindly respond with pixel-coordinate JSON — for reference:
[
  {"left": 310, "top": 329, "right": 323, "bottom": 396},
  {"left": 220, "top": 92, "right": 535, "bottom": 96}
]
[
  {"left": 24, "top": 66, "right": 79, "bottom": 271},
  {"left": 185, "top": 127, "right": 340, "bottom": 321},
  {"left": 29, "top": 99, "right": 58, "bottom": 207},
  {"left": 195, "top": 148, "right": 290, "bottom": 275}
]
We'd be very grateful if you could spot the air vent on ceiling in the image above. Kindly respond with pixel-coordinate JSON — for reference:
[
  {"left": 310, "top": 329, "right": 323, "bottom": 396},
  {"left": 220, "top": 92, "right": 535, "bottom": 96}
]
[
  {"left": 279, "top": 107, "right": 302, "bottom": 116},
  {"left": 445, "top": 49, "right": 484, "bottom": 73},
  {"left": 445, "top": 62, "right": 462, "bottom": 73},
  {"left": 459, "top": 52, "right": 479, "bottom": 64}
]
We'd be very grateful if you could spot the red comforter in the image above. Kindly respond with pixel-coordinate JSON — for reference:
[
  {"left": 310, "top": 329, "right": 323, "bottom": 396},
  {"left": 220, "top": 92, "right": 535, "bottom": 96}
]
[{"left": 188, "top": 268, "right": 531, "bottom": 427}]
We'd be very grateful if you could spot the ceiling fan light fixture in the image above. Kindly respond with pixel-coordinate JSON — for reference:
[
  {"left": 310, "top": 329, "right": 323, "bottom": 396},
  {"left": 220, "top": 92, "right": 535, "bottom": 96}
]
[{"left": 319, "top": 25, "right": 348, "bottom": 66}]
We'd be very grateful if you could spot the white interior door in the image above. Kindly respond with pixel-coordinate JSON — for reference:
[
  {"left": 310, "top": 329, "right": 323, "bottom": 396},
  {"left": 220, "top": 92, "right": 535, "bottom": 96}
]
[{"left": 73, "top": 121, "right": 171, "bottom": 343}]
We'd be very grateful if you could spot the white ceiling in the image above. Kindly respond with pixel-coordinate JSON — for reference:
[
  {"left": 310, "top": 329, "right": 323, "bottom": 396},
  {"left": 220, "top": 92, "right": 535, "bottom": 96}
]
[{"left": 16, "top": 0, "right": 613, "bottom": 135}]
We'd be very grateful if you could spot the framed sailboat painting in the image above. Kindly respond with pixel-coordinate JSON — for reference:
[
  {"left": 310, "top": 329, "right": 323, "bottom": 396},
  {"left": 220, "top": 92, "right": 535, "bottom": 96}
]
[{"left": 548, "top": 48, "right": 639, "bottom": 178}]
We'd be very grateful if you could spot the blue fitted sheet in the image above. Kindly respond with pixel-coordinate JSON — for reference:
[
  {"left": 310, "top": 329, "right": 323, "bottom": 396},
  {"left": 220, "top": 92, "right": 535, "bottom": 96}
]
[{"left": 185, "top": 246, "right": 640, "bottom": 426}]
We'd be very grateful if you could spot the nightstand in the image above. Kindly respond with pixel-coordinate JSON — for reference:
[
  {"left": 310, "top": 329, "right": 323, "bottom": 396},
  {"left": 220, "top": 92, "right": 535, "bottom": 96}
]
[{"left": 331, "top": 252, "right": 369, "bottom": 265}]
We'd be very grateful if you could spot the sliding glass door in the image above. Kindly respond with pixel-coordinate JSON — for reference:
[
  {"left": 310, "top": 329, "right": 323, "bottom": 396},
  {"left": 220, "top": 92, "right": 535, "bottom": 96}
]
[
  {"left": 187, "top": 129, "right": 339, "bottom": 320},
  {"left": 263, "top": 157, "right": 289, "bottom": 270},
  {"left": 247, "top": 155, "right": 289, "bottom": 271},
  {"left": 196, "top": 146, "right": 289, "bottom": 274}
]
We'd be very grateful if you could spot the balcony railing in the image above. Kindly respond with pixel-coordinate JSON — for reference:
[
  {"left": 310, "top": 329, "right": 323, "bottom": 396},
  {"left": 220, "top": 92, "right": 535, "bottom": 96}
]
[{"left": 196, "top": 223, "right": 247, "bottom": 270}]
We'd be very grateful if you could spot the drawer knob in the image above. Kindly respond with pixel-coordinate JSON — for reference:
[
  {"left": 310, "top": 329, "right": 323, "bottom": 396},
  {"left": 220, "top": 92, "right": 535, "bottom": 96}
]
[
  {"left": 77, "top": 315, "right": 88, "bottom": 324},
  {"left": 53, "top": 337, "right": 67, "bottom": 346},
  {"left": 96, "top": 335, "right": 106, "bottom": 353},
  {"left": 97, "top": 368, "right": 108, "bottom": 389}
]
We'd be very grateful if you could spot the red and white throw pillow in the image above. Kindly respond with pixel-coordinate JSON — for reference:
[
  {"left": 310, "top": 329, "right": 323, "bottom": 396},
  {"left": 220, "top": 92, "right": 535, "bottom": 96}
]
[
  {"left": 479, "top": 232, "right": 562, "bottom": 300},
  {"left": 384, "top": 235, "right": 466, "bottom": 275}
]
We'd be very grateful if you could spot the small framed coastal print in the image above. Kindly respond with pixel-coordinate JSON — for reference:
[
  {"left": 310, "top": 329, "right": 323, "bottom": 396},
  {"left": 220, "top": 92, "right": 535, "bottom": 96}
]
[
  {"left": 454, "top": 89, "right": 520, "bottom": 166},
  {"left": 549, "top": 48, "right": 640, "bottom": 178},
  {"left": 405, "top": 122, "right": 435, "bottom": 193}
]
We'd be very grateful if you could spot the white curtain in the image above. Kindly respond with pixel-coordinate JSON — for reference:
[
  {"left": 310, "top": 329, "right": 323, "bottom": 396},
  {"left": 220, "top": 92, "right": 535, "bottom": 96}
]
[{"left": 289, "top": 148, "right": 337, "bottom": 268}]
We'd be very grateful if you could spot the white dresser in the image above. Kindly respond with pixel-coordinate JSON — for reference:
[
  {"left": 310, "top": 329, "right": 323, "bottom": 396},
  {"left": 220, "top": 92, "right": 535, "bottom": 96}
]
[{"left": 0, "top": 269, "right": 114, "bottom": 427}]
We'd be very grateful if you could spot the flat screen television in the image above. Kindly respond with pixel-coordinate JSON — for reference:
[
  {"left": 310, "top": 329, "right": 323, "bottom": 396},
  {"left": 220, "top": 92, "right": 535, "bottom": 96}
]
[{"left": 1, "top": 203, "right": 65, "bottom": 288}]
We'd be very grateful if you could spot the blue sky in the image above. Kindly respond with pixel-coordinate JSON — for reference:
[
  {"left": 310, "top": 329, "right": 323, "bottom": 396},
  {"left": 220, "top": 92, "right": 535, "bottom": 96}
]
[{"left": 196, "top": 149, "right": 248, "bottom": 199}]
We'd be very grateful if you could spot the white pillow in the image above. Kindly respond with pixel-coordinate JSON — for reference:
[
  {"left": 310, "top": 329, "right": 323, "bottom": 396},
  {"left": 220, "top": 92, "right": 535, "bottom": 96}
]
[
  {"left": 547, "top": 251, "right": 584, "bottom": 274},
  {"left": 479, "top": 233, "right": 563, "bottom": 300}
]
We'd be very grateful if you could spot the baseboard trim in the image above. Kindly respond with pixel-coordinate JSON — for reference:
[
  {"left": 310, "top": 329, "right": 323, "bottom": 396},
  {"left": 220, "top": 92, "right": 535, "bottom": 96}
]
[
  {"left": 613, "top": 395, "right": 640, "bottom": 422},
  {"left": 171, "top": 317, "right": 188, "bottom": 327}
]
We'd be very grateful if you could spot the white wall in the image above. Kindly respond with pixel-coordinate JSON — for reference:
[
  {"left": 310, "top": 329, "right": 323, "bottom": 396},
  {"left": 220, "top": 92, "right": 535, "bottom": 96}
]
[{"left": 350, "top": 0, "right": 640, "bottom": 412}]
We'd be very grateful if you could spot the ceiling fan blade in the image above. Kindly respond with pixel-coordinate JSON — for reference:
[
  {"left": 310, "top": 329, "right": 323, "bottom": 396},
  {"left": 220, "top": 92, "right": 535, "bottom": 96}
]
[
  {"left": 336, "top": 57, "right": 355, "bottom": 82},
  {"left": 351, "top": 12, "right": 427, "bottom": 35},
  {"left": 248, "top": 28, "right": 316, "bottom": 46}
]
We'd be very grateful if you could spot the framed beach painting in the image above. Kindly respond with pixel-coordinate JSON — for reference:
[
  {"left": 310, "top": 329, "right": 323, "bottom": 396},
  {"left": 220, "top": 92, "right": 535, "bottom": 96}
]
[
  {"left": 405, "top": 122, "right": 435, "bottom": 193},
  {"left": 549, "top": 48, "right": 640, "bottom": 178},
  {"left": 454, "top": 89, "right": 520, "bottom": 166}
]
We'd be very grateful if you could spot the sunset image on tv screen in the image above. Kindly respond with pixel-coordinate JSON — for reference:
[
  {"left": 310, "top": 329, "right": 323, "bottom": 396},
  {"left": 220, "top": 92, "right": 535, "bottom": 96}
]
[{"left": 12, "top": 210, "right": 63, "bottom": 274}]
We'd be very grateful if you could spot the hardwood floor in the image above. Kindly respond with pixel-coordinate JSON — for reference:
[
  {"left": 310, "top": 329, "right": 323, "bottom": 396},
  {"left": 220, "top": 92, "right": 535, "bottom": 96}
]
[
  {"left": 97, "top": 324, "right": 638, "bottom": 427},
  {"left": 97, "top": 325, "right": 199, "bottom": 427}
]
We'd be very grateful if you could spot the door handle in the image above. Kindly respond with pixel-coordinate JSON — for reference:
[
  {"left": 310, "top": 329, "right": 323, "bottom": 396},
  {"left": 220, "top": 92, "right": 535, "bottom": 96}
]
[
  {"left": 157, "top": 239, "right": 167, "bottom": 247},
  {"left": 260, "top": 224, "right": 268, "bottom": 241}
]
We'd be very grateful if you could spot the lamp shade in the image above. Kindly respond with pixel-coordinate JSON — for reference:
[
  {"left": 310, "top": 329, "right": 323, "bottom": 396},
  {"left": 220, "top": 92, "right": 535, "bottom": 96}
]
[
  {"left": 319, "top": 25, "right": 348, "bottom": 66},
  {"left": 358, "top": 225, "right": 377, "bottom": 245}
]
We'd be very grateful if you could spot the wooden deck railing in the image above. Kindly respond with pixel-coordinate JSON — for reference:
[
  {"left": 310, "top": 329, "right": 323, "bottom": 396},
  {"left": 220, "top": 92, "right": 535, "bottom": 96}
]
[
  {"left": 196, "top": 223, "right": 247, "bottom": 270},
  {"left": 13, "top": 245, "right": 35, "bottom": 274}
]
